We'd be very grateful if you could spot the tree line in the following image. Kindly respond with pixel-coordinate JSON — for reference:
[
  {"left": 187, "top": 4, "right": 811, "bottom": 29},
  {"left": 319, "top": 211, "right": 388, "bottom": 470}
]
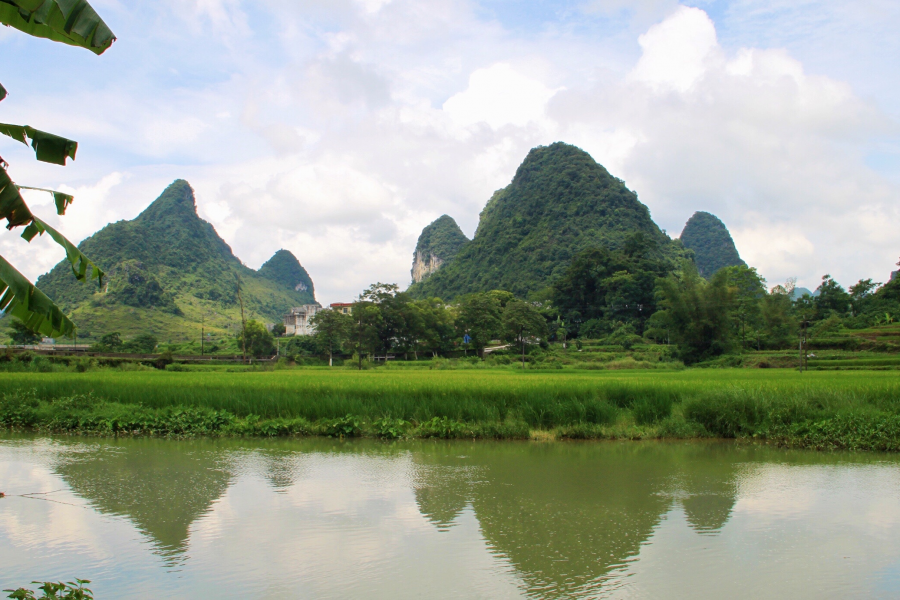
[
  {"left": 9, "top": 240, "right": 897, "bottom": 367},
  {"left": 282, "top": 244, "right": 900, "bottom": 366}
]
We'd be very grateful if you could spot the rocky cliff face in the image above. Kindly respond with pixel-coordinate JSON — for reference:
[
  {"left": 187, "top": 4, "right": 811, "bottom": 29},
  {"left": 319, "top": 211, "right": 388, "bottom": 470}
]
[
  {"left": 412, "top": 251, "right": 446, "bottom": 284},
  {"left": 410, "top": 215, "right": 469, "bottom": 284}
]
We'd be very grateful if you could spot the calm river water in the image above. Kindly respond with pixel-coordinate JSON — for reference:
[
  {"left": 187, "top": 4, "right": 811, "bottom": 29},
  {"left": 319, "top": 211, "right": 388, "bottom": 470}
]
[{"left": 1, "top": 434, "right": 899, "bottom": 599}]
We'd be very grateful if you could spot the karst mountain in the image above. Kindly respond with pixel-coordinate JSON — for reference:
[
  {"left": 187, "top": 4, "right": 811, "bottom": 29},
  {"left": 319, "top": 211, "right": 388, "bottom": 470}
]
[
  {"left": 36, "top": 180, "right": 316, "bottom": 340},
  {"left": 409, "top": 142, "right": 689, "bottom": 299},
  {"left": 679, "top": 211, "right": 745, "bottom": 278}
]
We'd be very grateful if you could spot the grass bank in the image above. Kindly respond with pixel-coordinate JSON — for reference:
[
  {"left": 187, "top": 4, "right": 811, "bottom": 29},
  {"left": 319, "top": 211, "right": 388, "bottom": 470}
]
[{"left": 2, "top": 369, "right": 900, "bottom": 451}]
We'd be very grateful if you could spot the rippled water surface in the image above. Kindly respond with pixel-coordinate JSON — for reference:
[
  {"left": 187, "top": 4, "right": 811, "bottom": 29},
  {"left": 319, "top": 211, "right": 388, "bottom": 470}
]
[{"left": 2, "top": 435, "right": 900, "bottom": 598}]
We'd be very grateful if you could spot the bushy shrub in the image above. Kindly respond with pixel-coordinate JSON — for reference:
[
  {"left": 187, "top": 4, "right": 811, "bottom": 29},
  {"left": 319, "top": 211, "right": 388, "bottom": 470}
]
[
  {"left": 0, "top": 391, "right": 40, "bottom": 427},
  {"left": 73, "top": 358, "right": 98, "bottom": 373}
]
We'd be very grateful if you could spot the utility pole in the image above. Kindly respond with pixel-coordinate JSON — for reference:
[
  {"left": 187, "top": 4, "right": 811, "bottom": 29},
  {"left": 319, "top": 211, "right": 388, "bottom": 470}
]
[
  {"left": 798, "top": 319, "right": 809, "bottom": 372},
  {"left": 235, "top": 272, "right": 247, "bottom": 364}
]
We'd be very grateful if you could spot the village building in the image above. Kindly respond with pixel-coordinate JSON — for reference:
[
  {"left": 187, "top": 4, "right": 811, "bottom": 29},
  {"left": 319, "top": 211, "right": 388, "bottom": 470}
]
[
  {"left": 283, "top": 304, "right": 321, "bottom": 336},
  {"left": 330, "top": 302, "right": 353, "bottom": 315},
  {"left": 283, "top": 303, "right": 354, "bottom": 336}
]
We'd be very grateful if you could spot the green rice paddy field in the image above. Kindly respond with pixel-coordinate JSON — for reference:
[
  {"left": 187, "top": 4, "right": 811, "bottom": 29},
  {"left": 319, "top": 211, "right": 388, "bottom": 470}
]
[{"left": 2, "top": 369, "right": 900, "bottom": 451}]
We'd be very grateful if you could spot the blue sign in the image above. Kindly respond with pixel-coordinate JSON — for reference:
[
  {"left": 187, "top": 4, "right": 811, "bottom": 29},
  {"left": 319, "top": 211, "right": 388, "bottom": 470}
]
[{"left": 463, "top": 334, "right": 472, "bottom": 344}]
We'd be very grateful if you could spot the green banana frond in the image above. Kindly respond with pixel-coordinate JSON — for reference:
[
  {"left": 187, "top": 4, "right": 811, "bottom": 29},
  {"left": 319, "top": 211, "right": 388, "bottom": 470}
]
[
  {"left": 0, "top": 0, "right": 115, "bottom": 55},
  {"left": 21, "top": 215, "right": 102, "bottom": 284},
  {"left": 0, "top": 123, "right": 77, "bottom": 165},
  {"left": 17, "top": 184, "right": 73, "bottom": 215},
  {"left": 0, "top": 164, "right": 34, "bottom": 228},
  {"left": 0, "top": 168, "right": 101, "bottom": 285},
  {"left": 0, "top": 82, "right": 6, "bottom": 102},
  {"left": 0, "top": 253, "right": 75, "bottom": 338}
]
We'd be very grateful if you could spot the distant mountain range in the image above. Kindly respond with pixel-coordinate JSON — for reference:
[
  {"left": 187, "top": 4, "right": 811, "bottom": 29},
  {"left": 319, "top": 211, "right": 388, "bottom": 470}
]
[
  {"left": 36, "top": 180, "right": 316, "bottom": 341},
  {"left": 408, "top": 142, "right": 691, "bottom": 300}
]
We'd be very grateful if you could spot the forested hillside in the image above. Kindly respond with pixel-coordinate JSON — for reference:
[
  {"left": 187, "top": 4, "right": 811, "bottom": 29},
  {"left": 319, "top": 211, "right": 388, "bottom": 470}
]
[
  {"left": 258, "top": 249, "right": 316, "bottom": 296},
  {"left": 411, "top": 215, "right": 469, "bottom": 283},
  {"left": 409, "top": 142, "right": 689, "bottom": 299},
  {"left": 35, "top": 180, "right": 316, "bottom": 341},
  {"left": 679, "top": 211, "right": 745, "bottom": 278}
]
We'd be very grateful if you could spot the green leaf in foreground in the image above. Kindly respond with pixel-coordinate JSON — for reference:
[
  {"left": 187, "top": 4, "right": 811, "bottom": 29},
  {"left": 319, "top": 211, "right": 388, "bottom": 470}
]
[
  {"left": 0, "top": 123, "right": 77, "bottom": 165},
  {"left": 0, "top": 165, "right": 34, "bottom": 228},
  {"left": 0, "top": 0, "right": 115, "bottom": 55},
  {"left": 21, "top": 216, "right": 103, "bottom": 284},
  {"left": 16, "top": 185, "right": 74, "bottom": 215},
  {"left": 0, "top": 253, "right": 75, "bottom": 338}
]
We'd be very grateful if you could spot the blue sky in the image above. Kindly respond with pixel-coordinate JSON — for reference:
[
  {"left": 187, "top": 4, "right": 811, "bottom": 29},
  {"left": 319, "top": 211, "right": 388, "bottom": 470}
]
[{"left": 1, "top": 0, "right": 898, "bottom": 303}]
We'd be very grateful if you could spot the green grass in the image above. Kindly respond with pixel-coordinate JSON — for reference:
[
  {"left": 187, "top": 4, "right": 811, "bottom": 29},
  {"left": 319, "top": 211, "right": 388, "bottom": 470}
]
[{"left": 2, "top": 369, "right": 900, "bottom": 450}]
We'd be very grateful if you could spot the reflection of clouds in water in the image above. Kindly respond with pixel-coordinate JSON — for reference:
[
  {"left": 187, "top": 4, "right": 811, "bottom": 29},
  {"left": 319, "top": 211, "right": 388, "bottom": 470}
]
[
  {"left": 736, "top": 464, "right": 900, "bottom": 530},
  {"left": 186, "top": 451, "right": 524, "bottom": 598},
  {"left": 610, "top": 462, "right": 900, "bottom": 600},
  {"left": 3, "top": 438, "right": 900, "bottom": 599}
]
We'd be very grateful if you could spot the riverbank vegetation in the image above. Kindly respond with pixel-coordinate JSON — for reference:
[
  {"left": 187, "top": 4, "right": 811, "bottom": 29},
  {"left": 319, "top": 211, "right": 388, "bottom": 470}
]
[{"left": 2, "top": 369, "right": 900, "bottom": 451}]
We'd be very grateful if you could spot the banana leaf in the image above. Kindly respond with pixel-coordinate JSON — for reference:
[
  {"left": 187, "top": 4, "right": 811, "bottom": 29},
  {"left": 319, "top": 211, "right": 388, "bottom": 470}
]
[
  {"left": 0, "top": 0, "right": 115, "bottom": 55},
  {"left": 0, "top": 253, "right": 74, "bottom": 337},
  {"left": 21, "top": 215, "right": 102, "bottom": 284},
  {"left": 17, "top": 184, "right": 72, "bottom": 215},
  {"left": 0, "top": 165, "right": 34, "bottom": 228},
  {"left": 0, "top": 123, "right": 77, "bottom": 165},
  {"left": 0, "top": 82, "right": 6, "bottom": 102}
]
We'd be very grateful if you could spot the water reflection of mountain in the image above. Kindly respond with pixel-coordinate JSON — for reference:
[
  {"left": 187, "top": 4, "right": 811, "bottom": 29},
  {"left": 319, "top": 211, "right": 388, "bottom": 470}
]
[
  {"left": 675, "top": 443, "right": 743, "bottom": 534},
  {"left": 51, "top": 438, "right": 233, "bottom": 561},
  {"left": 412, "top": 441, "right": 745, "bottom": 597},
  {"left": 412, "top": 448, "right": 477, "bottom": 530}
]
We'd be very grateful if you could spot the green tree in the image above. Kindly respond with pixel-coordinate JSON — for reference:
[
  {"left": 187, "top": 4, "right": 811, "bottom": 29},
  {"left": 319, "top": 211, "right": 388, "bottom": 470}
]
[
  {"left": 551, "top": 245, "right": 667, "bottom": 338},
  {"left": 719, "top": 265, "right": 766, "bottom": 350},
  {"left": 761, "top": 284, "right": 795, "bottom": 349},
  {"left": 456, "top": 292, "right": 502, "bottom": 358},
  {"left": 502, "top": 300, "right": 549, "bottom": 368},
  {"left": 238, "top": 320, "right": 275, "bottom": 358},
  {"left": 100, "top": 332, "right": 122, "bottom": 351},
  {"left": 359, "top": 282, "right": 406, "bottom": 357},
  {"left": 310, "top": 308, "right": 351, "bottom": 367},
  {"left": 271, "top": 322, "right": 286, "bottom": 337},
  {"left": 815, "top": 275, "right": 851, "bottom": 317},
  {"left": 349, "top": 300, "right": 383, "bottom": 369},
  {"left": 849, "top": 278, "right": 879, "bottom": 317},
  {"left": 121, "top": 333, "right": 158, "bottom": 354},
  {"left": 416, "top": 298, "right": 457, "bottom": 358},
  {"left": 655, "top": 263, "right": 735, "bottom": 364},
  {"left": 7, "top": 318, "right": 41, "bottom": 345},
  {"left": 0, "top": 2, "right": 113, "bottom": 338},
  {"left": 395, "top": 300, "right": 425, "bottom": 359}
]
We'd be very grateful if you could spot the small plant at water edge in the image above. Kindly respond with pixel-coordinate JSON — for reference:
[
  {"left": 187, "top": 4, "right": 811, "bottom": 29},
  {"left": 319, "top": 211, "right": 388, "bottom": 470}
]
[
  {"left": 372, "top": 417, "right": 408, "bottom": 439},
  {"left": 5, "top": 579, "right": 93, "bottom": 600},
  {"left": 323, "top": 415, "right": 362, "bottom": 437}
]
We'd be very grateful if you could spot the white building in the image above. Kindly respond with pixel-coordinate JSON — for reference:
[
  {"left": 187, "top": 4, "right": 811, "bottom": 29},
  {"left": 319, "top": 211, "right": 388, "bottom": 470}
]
[{"left": 284, "top": 304, "right": 321, "bottom": 336}]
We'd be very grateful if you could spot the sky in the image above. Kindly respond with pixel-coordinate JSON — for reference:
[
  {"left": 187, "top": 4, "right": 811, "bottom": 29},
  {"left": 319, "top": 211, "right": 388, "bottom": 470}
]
[{"left": 1, "top": 0, "right": 898, "bottom": 304}]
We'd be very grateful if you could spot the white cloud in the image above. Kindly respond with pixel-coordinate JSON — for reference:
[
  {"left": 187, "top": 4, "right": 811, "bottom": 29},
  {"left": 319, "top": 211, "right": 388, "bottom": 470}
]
[
  {"left": 1, "top": 0, "right": 898, "bottom": 302},
  {"left": 630, "top": 6, "right": 720, "bottom": 93},
  {"left": 443, "top": 63, "right": 561, "bottom": 131}
]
